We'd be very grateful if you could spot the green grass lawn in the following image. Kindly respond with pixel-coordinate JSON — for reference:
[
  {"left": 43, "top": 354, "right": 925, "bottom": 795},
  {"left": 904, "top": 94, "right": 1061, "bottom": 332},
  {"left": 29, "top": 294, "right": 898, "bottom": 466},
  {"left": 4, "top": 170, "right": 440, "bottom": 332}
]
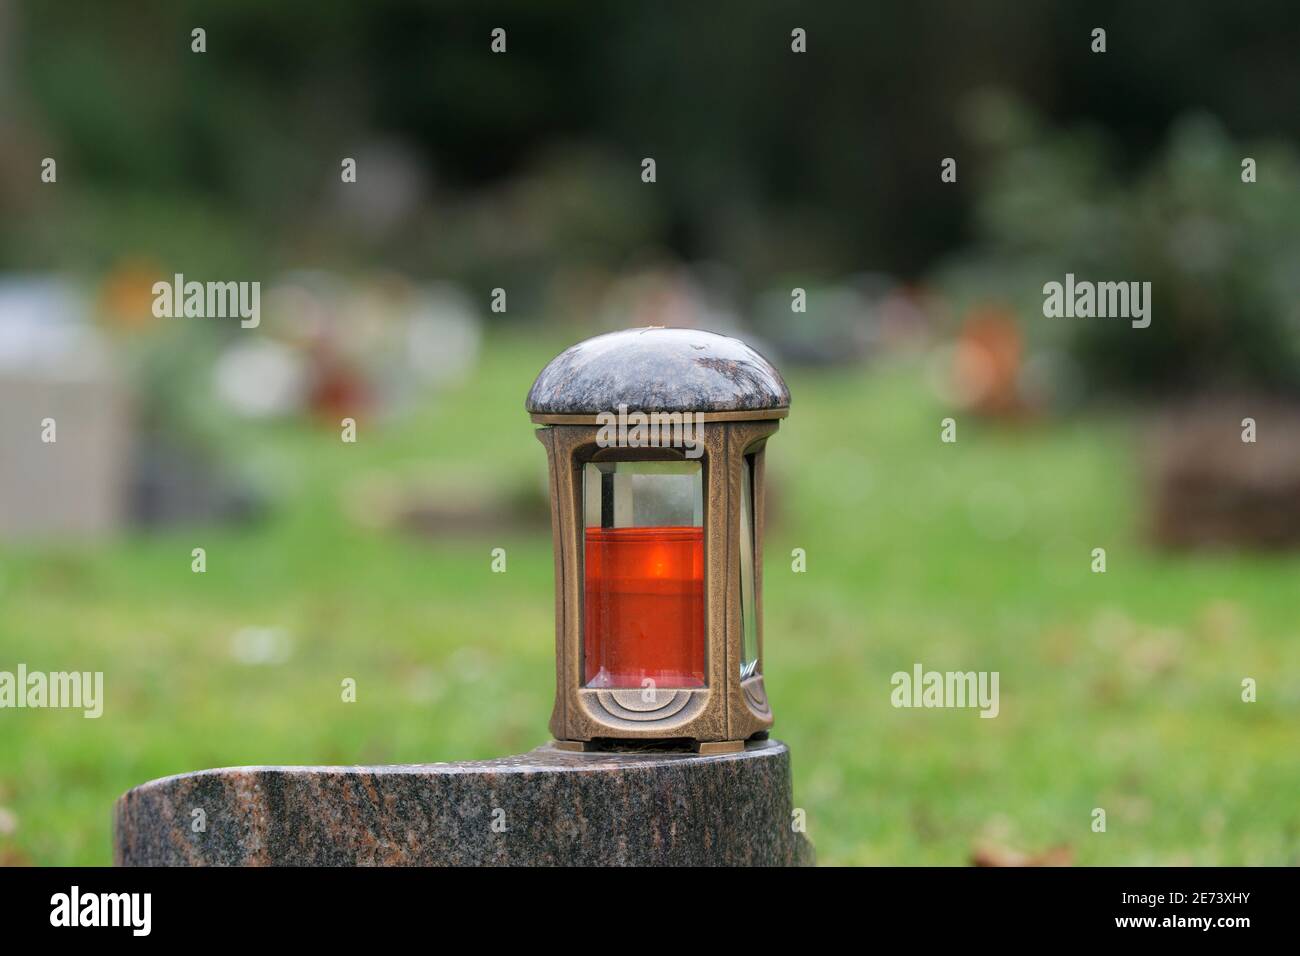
[{"left": 2, "top": 332, "right": 1298, "bottom": 865}]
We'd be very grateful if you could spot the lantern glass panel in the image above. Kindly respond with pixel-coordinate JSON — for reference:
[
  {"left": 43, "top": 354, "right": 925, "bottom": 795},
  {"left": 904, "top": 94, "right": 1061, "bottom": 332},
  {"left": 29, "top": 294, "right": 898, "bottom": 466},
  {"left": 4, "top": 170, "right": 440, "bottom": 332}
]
[
  {"left": 739, "top": 455, "right": 759, "bottom": 678},
  {"left": 582, "top": 461, "right": 704, "bottom": 689}
]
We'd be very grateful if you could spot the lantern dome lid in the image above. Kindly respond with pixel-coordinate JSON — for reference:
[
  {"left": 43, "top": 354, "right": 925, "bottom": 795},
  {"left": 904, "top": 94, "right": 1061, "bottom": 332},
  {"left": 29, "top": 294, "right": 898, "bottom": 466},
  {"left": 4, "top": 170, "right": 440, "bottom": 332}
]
[{"left": 526, "top": 327, "right": 789, "bottom": 417}]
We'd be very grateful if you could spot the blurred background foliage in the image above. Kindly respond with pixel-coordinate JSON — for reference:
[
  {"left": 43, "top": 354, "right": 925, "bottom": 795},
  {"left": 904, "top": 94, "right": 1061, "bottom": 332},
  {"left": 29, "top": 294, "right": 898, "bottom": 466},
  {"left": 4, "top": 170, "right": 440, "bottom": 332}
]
[
  {"left": 1, "top": 0, "right": 1300, "bottom": 865},
  {"left": 6, "top": 0, "right": 1300, "bottom": 295},
  {"left": 942, "top": 96, "right": 1300, "bottom": 394}
]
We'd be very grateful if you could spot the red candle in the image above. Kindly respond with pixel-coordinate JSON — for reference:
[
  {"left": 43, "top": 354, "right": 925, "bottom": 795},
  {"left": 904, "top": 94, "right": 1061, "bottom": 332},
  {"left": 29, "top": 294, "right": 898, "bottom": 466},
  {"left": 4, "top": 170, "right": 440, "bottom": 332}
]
[{"left": 583, "top": 525, "right": 705, "bottom": 688}]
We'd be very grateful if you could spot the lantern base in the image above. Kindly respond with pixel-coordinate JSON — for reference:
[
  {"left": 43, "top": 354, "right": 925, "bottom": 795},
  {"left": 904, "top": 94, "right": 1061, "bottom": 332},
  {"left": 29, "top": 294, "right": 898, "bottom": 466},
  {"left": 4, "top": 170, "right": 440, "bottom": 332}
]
[{"left": 553, "top": 737, "right": 747, "bottom": 755}]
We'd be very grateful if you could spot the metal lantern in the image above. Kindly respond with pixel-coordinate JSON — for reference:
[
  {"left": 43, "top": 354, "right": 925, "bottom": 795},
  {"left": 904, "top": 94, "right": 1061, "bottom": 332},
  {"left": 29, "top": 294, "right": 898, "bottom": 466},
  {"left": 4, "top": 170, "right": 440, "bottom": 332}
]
[{"left": 527, "top": 327, "right": 790, "bottom": 754}]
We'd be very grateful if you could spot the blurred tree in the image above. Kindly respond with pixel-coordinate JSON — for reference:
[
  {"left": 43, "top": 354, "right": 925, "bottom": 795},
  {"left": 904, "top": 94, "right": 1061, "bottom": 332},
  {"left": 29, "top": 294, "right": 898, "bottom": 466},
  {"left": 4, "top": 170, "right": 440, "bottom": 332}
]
[
  {"left": 944, "top": 92, "right": 1300, "bottom": 395},
  {"left": 4, "top": 0, "right": 1300, "bottom": 298}
]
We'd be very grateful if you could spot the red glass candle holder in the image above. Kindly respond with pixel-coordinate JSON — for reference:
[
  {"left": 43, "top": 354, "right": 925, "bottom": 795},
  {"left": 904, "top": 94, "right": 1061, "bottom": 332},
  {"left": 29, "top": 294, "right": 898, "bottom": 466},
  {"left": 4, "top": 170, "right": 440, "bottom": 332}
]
[{"left": 583, "top": 525, "right": 705, "bottom": 688}]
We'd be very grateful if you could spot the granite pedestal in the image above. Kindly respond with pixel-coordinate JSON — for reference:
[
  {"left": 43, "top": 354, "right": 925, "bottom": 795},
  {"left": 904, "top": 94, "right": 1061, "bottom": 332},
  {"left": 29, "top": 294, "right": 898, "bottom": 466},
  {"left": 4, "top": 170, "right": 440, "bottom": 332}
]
[{"left": 114, "top": 739, "right": 812, "bottom": 866}]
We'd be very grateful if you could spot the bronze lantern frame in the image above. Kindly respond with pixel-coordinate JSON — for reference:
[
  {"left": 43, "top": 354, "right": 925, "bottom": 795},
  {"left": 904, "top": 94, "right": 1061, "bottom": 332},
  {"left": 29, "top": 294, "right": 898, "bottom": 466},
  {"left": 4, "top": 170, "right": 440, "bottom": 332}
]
[{"left": 527, "top": 328, "right": 790, "bottom": 754}]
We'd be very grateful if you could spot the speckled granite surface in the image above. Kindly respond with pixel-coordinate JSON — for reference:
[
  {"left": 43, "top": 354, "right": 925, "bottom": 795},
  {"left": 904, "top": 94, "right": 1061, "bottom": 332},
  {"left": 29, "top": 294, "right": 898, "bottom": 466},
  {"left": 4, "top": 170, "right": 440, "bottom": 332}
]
[
  {"left": 526, "top": 327, "right": 790, "bottom": 414},
  {"left": 114, "top": 739, "right": 813, "bottom": 866}
]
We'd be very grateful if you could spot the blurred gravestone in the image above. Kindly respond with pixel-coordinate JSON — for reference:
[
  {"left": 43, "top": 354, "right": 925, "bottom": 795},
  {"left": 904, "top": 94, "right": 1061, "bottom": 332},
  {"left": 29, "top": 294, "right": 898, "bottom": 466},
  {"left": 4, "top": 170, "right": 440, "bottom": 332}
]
[
  {"left": 1147, "top": 398, "right": 1300, "bottom": 549},
  {"left": 0, "top": 279, "right": 130, "bottom": 538}
]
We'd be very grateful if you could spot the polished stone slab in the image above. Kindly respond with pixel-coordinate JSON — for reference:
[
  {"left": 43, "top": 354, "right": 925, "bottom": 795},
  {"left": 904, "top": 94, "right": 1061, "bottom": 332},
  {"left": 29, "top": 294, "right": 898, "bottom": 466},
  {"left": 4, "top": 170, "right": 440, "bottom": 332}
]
[{"left": 114, "top": 739, "right": 813, "bottom": 866}]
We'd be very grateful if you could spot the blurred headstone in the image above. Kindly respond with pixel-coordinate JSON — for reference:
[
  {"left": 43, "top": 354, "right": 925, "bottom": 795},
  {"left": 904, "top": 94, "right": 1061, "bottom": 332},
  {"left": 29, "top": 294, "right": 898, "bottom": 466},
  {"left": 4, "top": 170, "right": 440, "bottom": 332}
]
[
  {"left": 0, "top": 278, "right": 130, "bottom": 538},
  {"left": 1147, "top": 398, "right": 1300, "bottom": 550}
]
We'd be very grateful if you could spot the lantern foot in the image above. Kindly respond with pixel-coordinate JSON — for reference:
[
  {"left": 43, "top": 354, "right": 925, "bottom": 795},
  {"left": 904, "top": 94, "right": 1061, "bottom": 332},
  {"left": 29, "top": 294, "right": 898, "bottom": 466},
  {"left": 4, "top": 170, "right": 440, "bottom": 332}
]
[
  {"left": 695, "top": 739, "right": 745, "bottom": 755},
  {"left": 551, "top": 738, "right": 597, "bottom": 752}
]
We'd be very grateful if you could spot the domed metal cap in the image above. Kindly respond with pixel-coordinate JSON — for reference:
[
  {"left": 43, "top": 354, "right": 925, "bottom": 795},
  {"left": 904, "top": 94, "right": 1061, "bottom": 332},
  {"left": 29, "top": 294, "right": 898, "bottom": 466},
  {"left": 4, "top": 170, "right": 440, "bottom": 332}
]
[{"left": 527, "top": 327, "right": 789, "bottom": 421}]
